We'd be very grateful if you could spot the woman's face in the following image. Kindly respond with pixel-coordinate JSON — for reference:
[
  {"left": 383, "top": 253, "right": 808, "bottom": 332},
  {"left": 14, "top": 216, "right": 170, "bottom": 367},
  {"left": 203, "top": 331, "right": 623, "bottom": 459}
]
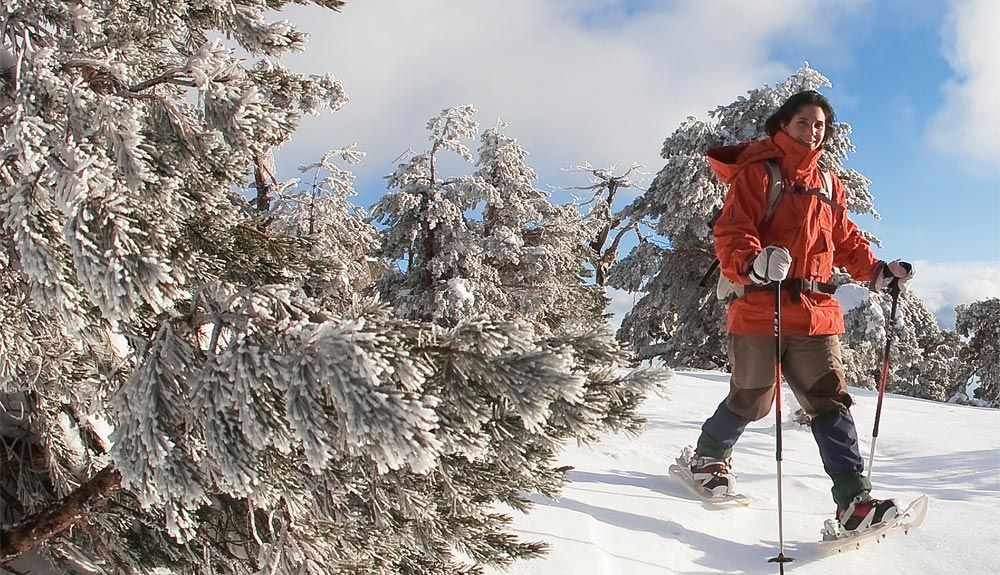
[{"left": 782, "top": 105, "right": 826, "bottom": 149}]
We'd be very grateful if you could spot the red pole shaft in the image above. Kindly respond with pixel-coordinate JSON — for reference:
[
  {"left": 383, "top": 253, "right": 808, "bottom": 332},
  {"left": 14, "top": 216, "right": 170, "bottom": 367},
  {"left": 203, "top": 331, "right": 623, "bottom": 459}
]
[{"left": 867, "top": 284, "right": 901, "bottom": 480}]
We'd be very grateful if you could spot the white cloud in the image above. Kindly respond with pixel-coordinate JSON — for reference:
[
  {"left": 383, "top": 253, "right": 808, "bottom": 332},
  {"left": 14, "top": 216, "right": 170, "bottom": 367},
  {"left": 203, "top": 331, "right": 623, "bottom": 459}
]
[
  {"left": 605, "top": 286, "right": 641, "bottom": 331},
  {"left": 928, "top": 0, "right": 1000, "bottom": 173},
  {"left": 276, "top": 0, "right": 867, "bottom": 189},
  {"left": 908, "top": 260, "right": 1000, "bottom": 328}
]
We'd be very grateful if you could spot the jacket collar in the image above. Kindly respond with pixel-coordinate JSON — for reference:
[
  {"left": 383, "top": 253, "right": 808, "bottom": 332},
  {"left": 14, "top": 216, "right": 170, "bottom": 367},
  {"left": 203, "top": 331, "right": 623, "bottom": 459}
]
[
  {"left": 772, "top": 130, "right": 824, "bottom": 182},
  {"left": 706, "top": 131, "right": 826, "bottom": 184}
]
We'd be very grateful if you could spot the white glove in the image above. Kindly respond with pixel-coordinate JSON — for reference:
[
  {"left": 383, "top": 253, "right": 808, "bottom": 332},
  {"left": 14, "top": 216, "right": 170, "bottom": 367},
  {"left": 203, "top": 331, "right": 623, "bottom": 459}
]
[
  {"left": 870, "top": 260, "right": 914, "bottom": 292},
  {"left": 749, "top": 246, "right": 792, "bottom": 285}
]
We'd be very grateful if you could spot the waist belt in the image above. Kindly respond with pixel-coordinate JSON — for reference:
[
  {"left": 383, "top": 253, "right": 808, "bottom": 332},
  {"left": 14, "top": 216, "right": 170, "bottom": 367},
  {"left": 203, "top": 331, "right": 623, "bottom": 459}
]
[{"left": 744, "top": 278, "right": 837, "bottom": 302}]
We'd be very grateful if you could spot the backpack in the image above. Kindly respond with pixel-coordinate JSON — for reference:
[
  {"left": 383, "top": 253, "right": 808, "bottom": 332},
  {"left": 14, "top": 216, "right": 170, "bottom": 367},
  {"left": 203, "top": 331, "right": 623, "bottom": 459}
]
[{"left": 705, "top": 159, "right": 833, "bottom": 300}]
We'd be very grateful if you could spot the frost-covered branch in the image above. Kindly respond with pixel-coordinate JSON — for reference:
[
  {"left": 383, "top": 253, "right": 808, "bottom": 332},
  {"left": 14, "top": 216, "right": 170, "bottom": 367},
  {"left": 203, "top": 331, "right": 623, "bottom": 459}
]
[{"left": 0, "top": 465, "right": 122, "bottom": 564}]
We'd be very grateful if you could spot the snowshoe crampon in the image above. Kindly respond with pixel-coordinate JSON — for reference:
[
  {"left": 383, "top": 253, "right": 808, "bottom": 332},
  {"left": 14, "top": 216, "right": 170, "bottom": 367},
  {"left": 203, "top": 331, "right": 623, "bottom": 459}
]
[{"left": 817, "top": 495, "right": 929, "bottom": 554}]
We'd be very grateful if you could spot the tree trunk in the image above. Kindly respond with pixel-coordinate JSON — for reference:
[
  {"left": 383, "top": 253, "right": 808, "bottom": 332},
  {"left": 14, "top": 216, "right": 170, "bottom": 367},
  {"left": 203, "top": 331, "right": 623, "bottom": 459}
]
[{"left": 253, "top": 151, "right": 275, "bottom": 213}]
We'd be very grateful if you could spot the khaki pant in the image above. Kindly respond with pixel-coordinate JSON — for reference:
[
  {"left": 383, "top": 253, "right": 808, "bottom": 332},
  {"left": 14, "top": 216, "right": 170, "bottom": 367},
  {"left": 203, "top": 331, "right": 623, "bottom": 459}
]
[
  {"left": 725, "top": 333, "right": 853, "bottom": 421},
  {"left": 698, "top": 333, "right": 867, "bottom": 507}
]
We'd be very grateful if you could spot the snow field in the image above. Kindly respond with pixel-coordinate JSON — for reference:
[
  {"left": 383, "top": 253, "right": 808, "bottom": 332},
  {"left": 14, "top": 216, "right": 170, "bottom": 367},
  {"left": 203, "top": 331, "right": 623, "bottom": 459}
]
[{"left": 491, "top": 370, "right": 1000, "bottom": 574}]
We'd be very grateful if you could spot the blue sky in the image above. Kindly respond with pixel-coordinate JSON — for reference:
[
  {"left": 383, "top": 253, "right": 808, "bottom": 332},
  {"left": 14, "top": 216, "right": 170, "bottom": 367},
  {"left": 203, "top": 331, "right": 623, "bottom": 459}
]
[
  {"left": 275, "top": 0, "right": 999, "bottom": 327},
  {"left": 771, "top": 0, "right": 997, "bottom": 262}
]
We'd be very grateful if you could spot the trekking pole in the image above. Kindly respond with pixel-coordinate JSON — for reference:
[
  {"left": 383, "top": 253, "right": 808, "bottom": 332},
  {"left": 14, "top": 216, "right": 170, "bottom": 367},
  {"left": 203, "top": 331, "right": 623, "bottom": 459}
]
[
  {"left": 767, "top": 281, "right": 793, "bottom": 572},
  {"left": 866, "top": 280, "right": 902, "bottom": 480}
]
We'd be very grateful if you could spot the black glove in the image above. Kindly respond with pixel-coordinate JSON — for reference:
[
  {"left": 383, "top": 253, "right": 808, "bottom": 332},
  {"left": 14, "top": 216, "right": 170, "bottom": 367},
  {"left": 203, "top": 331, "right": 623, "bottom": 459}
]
[{"left": 870, "top": 260, "right": 914, "bottom": 292}]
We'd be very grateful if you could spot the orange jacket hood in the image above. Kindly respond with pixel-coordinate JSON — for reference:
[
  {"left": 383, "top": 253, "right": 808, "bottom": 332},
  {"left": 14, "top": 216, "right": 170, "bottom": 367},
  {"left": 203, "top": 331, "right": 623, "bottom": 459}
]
[{"left": 707, "top": 141, "right": 774, "bottom": 184}]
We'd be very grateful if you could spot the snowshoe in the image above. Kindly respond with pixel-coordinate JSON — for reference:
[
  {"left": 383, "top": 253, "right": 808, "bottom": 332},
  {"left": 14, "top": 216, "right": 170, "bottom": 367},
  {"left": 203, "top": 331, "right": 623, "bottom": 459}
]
[
  {"left": 668, "top": 446, "right": 750, "bottom": 505},
  {"left": 818, "top": 495, "right": 929, "bottom": 554}
]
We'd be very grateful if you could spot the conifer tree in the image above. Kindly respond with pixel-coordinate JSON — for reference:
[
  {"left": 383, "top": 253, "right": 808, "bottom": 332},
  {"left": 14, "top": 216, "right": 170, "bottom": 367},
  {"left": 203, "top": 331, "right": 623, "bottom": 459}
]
[
  {"left": 476, "top": 121, "right": 607, "bottom": 330},
  {"left": 369, "top": 108, "right": 668, "bottom": 571},
  {"left": 0, "top": 1, "right": 358, "bottom": 571},
  {"left": 840, "top": 290, "right": 966, "bottom": 401},
  {"left": 371, "top": 104, "right": 486, "bottom": 325},
  {"left": 0, "top": 7, "right": 667, "bottom": 561},
  {"left": 609, "top": 63, "right": 881, "bottom": 367},
  {"left": 269, "top": 146, "right": 386, "bottom": 306},
  {"left": 0, "top": 3, "right": 668, "bottom": 574},
  {"left": 372, "top": 108, "right": 614, "bottom": 332},
  {"left": 912, "top": 328, "right": 968, "bottom": 401},
  {"left": 955, "top": 298, "right": 1000, "bottom": 406}
]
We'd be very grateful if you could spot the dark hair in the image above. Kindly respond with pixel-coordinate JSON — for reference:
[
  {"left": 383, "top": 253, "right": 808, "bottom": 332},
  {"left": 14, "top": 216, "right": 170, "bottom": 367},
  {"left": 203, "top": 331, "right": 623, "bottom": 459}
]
[{"left": 764, "top": 90, "right": 836, "bottom": 144}]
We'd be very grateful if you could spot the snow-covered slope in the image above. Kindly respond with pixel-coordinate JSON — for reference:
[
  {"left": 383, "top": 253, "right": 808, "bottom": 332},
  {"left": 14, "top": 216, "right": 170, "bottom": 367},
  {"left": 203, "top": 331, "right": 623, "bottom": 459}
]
[{"left": 492, "top": 370, "right": 999, "bottom": 575}]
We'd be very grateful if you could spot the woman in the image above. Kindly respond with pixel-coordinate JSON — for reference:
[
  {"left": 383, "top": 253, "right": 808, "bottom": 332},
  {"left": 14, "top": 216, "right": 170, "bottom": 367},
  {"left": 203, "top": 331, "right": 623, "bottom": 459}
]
[{"left": 686, "top": 90, "right": 914, "bottom": 533}]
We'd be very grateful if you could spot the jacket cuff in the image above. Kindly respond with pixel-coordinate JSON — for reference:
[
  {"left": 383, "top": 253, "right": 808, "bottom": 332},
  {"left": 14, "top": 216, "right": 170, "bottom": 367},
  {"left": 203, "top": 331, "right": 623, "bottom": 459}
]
[{"left": 742, "top": 252, "right": 764, "bottom": 285}]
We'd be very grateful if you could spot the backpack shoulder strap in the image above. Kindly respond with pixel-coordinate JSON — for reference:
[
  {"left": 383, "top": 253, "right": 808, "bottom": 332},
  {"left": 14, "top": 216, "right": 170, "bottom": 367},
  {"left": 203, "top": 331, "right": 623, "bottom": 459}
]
[
  {"left": 761, "top": 159, "right": 784, "bottom": 226},
  {"left": 820, "top": 168, "right": 833, "bottom": 201},
  {"left": 816, "top": 168, "right": 843, "bottom": 213}
]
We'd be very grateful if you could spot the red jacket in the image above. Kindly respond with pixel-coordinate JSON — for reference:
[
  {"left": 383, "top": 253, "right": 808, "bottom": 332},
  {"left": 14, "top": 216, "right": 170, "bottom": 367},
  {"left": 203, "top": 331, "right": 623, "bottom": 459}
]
[{"left": 708, "top": 130, "right": 880, "bottom": 336}]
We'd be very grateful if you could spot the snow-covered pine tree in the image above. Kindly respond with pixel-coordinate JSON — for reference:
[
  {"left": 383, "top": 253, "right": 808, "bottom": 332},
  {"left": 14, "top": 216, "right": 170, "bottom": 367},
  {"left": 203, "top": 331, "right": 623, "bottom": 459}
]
[
  {"left": 891, "top": 301, "right": 967, "bottom": 402},
  {"left": 372, "top": 108, "right": 611, "bottom": 332},
  {"left": 840, "top": 289, "right": 965, "bottom": 401},
  {"left": 912, "top": 328, "right": 968, "bottom": 401},
  {"left": 469, "top": 121, "right": 668, "bottom": 447},
  {"left": 476, "top": 121, "right": 607, "bottom": 330},
  {"left": 955, "top": 298, "right": 1000, "bottom": 406},
  {"left": 369, "top": 107, "right": 669, "bottom": 570},
  {"left": 0, "top": 0, "right": 433, "bottom": 571},
  {"left": 372, "top": 104, "right": 487, "bottom": 325},
  {"left": 0, "top": 5, "right": 671, "bottom": 573},
  {"left": 0, "top": 2, "right": 518, "bottom": 573},
  {"left": 609, "top": 63, "right": 880, "bottom": 368},
  {"left": 269, "top": 145, "right": 387, "bottom": 306}
]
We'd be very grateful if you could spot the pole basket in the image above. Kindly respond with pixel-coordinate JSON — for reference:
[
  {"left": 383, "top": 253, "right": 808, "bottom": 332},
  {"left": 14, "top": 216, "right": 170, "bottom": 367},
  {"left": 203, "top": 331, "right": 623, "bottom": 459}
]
[{"left": 768, "top": 553, "right": 794, "bottom": 574}]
